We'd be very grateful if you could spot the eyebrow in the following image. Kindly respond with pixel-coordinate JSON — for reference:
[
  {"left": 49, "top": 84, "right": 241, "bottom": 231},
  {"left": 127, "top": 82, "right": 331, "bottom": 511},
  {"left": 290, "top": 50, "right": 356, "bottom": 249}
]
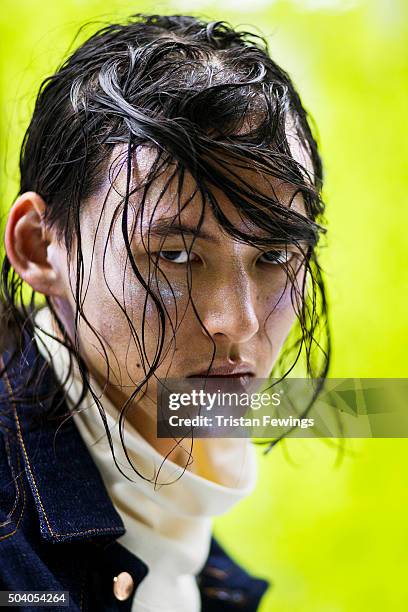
[
  {"left": 145, "top": 218, "right": 309, "bottom": 248},
  {"left": 147, "top": 220, "right": 217, "bottom": 242}
]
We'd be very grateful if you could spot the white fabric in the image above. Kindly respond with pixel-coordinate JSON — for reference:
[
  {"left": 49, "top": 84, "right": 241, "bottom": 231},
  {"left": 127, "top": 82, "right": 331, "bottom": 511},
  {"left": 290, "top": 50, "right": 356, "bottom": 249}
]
[{"left": 33, "top": 306, "right": 258, "bottom": 612}]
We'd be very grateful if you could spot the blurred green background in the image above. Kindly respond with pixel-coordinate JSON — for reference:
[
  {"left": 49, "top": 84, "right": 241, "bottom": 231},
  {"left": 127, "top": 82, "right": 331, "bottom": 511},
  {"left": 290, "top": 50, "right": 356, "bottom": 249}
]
[{"left": 1, "top": 1, "right": 407, "bottom": 610}]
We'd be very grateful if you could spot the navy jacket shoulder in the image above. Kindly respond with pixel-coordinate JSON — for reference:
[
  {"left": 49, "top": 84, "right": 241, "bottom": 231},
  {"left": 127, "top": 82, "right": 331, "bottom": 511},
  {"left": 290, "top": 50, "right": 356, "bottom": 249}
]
[{"left": 0, "top": 333, "right": 270, "bottom": 611}]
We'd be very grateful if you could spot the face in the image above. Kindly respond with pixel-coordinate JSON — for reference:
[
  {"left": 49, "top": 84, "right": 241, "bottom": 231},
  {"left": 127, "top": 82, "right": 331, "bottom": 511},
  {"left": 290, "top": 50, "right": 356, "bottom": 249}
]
[{"left": 45, "top": 145, "right": 308, "bottom": 441}]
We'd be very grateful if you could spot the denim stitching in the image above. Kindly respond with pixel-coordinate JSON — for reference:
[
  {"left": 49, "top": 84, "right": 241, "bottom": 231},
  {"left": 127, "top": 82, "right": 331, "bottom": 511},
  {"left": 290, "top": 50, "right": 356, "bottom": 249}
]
[
  {"left": 2, "top": 435, "right": 22, "bottom": 521},
  {"left": 2, "top": 370, "right": 123, "bottom": 540},
  {"left": 0, "top": 428, "right": 26, "bottom": 540}
]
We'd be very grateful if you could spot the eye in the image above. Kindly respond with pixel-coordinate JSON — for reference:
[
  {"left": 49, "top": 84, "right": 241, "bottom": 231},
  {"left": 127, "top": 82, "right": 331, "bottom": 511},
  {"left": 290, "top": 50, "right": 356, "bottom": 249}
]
[
  {"left": 258, "top": 249, "right": 295, "bottom": 265},
  {"left": 156, "top": 250, "right": 196, "bottom": 264}
]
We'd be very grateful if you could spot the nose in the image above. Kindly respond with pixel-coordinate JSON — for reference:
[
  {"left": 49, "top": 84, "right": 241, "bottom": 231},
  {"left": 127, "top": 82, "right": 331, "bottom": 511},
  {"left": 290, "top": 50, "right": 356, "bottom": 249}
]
[{"left": 200, "top": 271, "right": 259, "bottom": 344}]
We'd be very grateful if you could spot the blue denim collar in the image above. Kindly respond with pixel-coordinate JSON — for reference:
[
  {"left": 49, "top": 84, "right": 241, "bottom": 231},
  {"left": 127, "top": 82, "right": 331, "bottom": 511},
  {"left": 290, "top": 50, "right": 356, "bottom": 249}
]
[{"left": 0, "top": 333, "right": 126, "bottom": 544}]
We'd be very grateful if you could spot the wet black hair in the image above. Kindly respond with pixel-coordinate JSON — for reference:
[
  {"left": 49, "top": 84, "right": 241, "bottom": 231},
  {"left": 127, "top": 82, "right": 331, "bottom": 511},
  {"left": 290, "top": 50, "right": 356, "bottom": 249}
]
[{"left": 0, "top": 13, "right": 330, "bottom": 481}]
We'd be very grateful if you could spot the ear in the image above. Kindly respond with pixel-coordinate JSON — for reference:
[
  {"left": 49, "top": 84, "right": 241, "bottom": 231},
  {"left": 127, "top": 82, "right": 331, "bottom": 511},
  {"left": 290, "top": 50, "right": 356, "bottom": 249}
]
[{"left": 4, "top": 191, "right": 65, "bottom": 297}]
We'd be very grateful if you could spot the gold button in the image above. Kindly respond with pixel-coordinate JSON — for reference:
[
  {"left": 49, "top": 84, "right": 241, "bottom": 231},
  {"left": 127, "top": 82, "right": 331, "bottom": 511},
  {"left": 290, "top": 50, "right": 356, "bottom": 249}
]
[{"left": 113, "top": 571, "right": 134, "bottom": 601}]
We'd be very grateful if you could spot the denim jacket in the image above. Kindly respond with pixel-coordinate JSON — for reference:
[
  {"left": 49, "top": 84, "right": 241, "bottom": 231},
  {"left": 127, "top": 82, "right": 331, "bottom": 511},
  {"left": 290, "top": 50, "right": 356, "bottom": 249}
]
[{"left": 0, "top": 331, "right": 270, "bottom": 611}]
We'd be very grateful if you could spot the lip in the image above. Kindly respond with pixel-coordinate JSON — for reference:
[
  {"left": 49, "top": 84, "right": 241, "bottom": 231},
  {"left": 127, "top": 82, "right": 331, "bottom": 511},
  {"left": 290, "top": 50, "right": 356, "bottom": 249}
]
[{"left": 187, "top": 364, "right": 256, "bottom": 378}]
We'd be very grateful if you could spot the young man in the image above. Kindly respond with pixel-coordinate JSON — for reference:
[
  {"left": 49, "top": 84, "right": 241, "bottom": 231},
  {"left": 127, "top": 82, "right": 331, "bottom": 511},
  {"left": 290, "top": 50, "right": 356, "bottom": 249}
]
[{"left": 0, "top": 14, "right": 330, "bottom": 611}]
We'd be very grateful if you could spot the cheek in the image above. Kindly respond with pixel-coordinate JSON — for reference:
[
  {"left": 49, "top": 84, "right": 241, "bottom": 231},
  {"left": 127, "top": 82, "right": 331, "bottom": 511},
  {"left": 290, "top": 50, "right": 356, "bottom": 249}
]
[
  {"left": 264, "top": 293, "right": 295, "bottom": 332},
  {"left": 263, "top": 270, "right": 296, "bottom": 312},
  {"left": 261, "top": 274, "right": 302, "bottom": 343},
  {"left": 127, "top": 277, "right": 187, "bottom": 312},
  {"left": 122, "top": 269, "right": 191, "bottom": 348},
  {"left": 154, "top": 278, "right": 186, "bottom": 308}
]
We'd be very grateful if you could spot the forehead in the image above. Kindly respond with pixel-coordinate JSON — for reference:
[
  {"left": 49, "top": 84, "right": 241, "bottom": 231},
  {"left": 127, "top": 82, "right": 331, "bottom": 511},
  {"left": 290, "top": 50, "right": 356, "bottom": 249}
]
[{"left": 99, "top": 123, "right": 313, "bottom": 239}]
